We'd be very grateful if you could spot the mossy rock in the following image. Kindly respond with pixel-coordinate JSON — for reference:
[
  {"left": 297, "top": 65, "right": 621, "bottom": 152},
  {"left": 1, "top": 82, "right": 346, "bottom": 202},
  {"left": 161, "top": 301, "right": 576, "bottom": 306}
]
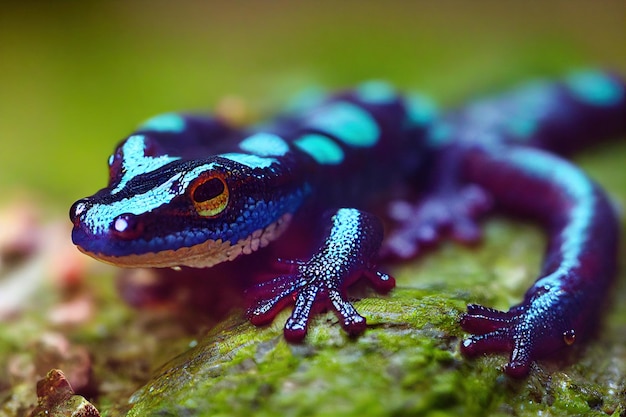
[{"left": 127, "top": 209, "right": 626, "bottom": 417}]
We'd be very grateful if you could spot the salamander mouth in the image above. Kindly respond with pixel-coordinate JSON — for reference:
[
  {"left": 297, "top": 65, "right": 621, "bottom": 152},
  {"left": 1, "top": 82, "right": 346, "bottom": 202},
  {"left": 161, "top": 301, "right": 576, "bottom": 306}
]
[{"left": 75, "top": 213, "right": 292, "bottom": 268}]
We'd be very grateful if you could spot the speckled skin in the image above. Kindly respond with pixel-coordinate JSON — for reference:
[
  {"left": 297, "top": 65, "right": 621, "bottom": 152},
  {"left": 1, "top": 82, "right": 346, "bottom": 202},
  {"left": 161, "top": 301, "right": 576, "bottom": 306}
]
[
  {"left": 70, "top": 71, "right": 626, "bottom": 377},
  {"left": 459, "top": 145, "right": 619, "bottom": 376},
  {"left": 404, "top": 71, "right": 625, "bottom": 376}
]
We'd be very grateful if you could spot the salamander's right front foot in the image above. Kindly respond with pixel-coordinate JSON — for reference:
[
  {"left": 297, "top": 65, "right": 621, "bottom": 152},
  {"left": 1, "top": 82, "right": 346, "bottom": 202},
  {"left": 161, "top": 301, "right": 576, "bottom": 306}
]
[
  {"left": 246, "top": 208, "right": 395, "bottom": 341},
  {"left": 247, "top": 262, "right": 394, "bottom": 341}
]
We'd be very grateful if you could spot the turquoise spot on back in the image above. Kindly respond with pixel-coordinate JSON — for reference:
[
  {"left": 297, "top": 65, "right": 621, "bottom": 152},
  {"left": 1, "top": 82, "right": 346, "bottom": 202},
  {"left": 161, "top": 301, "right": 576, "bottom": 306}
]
[
  {"left": 239, "top": 132, "right": 289, "bottom": 157},
  {"left": 139, "top": 113, "right": 186, "bottom": 133},
  {"left": 356, "top": 80, "right": 397, "bottom": 104},
  {"left": 427, "top": 121, "right": 453, "bottom": 147},
  {"left": 507, "top": 118, "right": 537, "bottom": 140},
  {"left": 294, "top": 133, "right": 344, "bottom": 165},
  {"left": 566, "top": 70, "right": 624, "bottom": 106},
  {"left": 405, "top": 93, "right": 438, "bottom": 127},
  {"left": 306, "top": 102, "right": 380, "bottom": 147},
  {"left": 220, "top": 153, "right": 277, "bottom": 169}
]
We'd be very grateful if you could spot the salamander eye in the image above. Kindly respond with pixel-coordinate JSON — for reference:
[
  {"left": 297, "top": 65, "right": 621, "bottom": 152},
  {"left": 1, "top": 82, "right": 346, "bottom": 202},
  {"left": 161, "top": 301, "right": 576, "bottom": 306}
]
[{"left": 189, "top": 175, "right": 229, "bottom": 217}]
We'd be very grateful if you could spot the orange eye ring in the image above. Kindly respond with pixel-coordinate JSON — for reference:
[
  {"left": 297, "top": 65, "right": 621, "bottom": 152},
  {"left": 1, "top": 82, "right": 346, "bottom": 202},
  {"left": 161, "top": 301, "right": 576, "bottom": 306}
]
[{"left": 189, "top": 174, "right": 229, "bottom": 217}]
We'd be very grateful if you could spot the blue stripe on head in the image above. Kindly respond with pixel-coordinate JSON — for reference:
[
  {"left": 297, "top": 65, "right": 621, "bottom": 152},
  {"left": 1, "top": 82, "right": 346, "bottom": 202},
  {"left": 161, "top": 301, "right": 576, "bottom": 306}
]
[
  {"left": 112, "top": 135, "right": 181, "bottom": 194},
  {"left": 85, "top": 163, "right": 216, "bottom": 235}
]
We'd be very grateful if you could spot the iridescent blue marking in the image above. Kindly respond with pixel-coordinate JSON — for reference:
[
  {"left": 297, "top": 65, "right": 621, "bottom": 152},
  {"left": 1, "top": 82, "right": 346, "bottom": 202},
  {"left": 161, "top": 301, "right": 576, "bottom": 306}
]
[
  {"left": 220, "top": 153, "right": 277, "bottom": 169},
  {"left": 505, "top": 147, "right": 595, "bottom": 286},
  {"left": 566, "top": 70, "right": 624, "bottom": 106},
  {"left": 511, "top": 80, "right": 553, "bottom": 110},
  {"left": 140, "top": 113, "right": 186, "bottom": 133},
  {"left": 239, "top": 132, "right": 289, "bottom": 157},
  {"left": 112, "top": 135, "right": 180, "bottom": 194},
  {"left": 328, "top": 208, "right": 362, "bottom": 248},
  {"left": 405, "top": 93, "right": 438, "bottom": 127},
  {"left": 80, "top": 183, "right": 308, "bottom": 257},
  {"left": 507, "top": 118, "right": 537, "bottom": 139},
  {"left": 356, "top": 80, "right": 396, "bottom": 104},
  {"left": 306, "top": 102, "right": 380, "bottom": 147},
  {"left": 293, "top": 133, "right": 344, "bottom": 165},
  {"left": 502, "top": 82, "right": 557, "bottom": 141},
  {"left": 427, "top": 121, "right": 454, "bottom": 147},
  {"left": 468, "top": 82, "right": 554, "bottom": 143},
  {"left": 86, "top": 164, "right": 215, "bottom": 234}
]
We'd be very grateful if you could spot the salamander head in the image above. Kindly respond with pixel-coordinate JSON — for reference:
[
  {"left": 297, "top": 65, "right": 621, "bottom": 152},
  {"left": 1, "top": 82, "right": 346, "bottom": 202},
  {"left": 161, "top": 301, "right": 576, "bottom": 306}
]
[{"left": 70, "top": 134, "right": 306, "bottom": 268}]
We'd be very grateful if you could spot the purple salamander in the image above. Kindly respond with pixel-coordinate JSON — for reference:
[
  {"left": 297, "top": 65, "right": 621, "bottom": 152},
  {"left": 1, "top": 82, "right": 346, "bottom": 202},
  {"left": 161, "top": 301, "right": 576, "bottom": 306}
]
[{"left": 70, "top": 70, "right": 626, "bottom": 377}]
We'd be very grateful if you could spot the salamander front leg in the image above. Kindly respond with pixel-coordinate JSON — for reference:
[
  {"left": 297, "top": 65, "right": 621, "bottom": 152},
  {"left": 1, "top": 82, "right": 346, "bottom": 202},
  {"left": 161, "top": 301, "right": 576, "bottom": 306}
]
[
  {"left": 246, "top": 208, "right": 395, "bottom": 341},
  {"left": 384, "top": 184, "right": 492, "bottom": 259}
]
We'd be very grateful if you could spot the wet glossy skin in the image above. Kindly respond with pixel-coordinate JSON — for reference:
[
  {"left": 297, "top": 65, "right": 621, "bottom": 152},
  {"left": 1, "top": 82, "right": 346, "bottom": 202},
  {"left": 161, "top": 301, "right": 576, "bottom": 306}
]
[{"left": 70, "top": 71, "right": 626, "bottom": 377}]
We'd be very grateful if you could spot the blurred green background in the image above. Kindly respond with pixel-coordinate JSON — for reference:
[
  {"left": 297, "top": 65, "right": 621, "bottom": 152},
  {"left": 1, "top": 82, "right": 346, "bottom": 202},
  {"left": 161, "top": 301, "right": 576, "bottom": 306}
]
[
  {"left": 1, "top": 0, "right": 624, "bottom": 211},
  {"left": 1, "top": 2, "right": 625, "bottom": 415}
]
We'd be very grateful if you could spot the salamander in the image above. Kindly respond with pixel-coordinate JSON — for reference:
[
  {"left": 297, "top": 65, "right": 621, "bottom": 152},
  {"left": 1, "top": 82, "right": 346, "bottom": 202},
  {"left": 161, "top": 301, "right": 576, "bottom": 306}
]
[{"left": 69, "top": 70, "right": 626, "bottom": 377}]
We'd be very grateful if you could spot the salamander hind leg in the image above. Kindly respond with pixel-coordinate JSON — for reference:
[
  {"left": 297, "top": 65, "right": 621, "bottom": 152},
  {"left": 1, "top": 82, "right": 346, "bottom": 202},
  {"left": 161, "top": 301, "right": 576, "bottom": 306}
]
[
  {"left": 460, "top": 286, "right": 586, "bottom": 378},
  {"left": 459, "top": 145, "right": 619, "bottom": 378},
  {"left": 246, "top": 208, "right": 395, "bottom": 341}
]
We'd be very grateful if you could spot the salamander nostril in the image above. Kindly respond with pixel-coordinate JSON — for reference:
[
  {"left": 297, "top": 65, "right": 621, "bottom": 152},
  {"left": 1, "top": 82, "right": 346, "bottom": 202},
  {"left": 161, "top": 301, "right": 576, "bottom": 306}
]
[
  {"left": 111, "top": 213, "right": 144, "bottom": 240},
  {"left": 69, "top": 199, "right": 90, "bottom": 224}
]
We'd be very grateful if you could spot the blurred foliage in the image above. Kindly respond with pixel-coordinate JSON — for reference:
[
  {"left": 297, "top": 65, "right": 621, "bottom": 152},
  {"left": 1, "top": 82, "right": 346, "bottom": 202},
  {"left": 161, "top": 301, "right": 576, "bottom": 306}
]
[{"left": 1, "top": 0, "right": 624, "bottom": 209}]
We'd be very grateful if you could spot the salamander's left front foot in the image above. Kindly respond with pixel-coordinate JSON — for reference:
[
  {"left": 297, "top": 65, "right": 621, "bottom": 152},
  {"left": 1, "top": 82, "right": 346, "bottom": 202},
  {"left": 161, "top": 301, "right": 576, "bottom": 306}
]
[
  {"left": 460, "top": 286, "right": 582, "bottom": 378},
  {"left": 383, "top": 184, "right": 492, "bottom": 260},
  {"left": 246, "top": 208, "right": 395, "bottom": 341}
]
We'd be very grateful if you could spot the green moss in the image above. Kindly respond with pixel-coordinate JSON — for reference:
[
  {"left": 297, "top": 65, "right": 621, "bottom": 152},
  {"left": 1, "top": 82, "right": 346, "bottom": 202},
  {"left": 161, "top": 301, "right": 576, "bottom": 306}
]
[{"left": 125, "top": 286, "right": 499, "bottom": 416}]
